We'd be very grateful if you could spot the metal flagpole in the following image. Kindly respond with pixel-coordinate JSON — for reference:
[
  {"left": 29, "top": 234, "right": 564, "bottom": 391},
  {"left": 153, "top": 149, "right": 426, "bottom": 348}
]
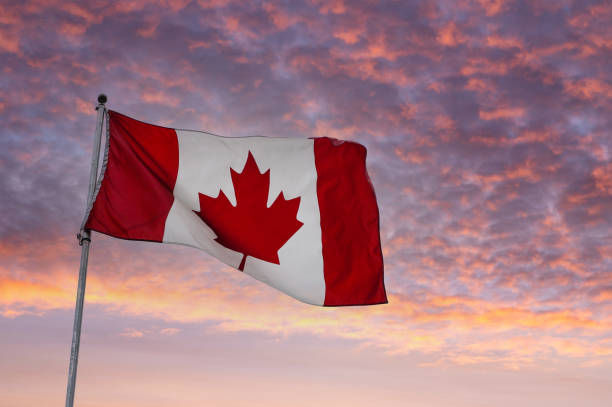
[{"left": 65, "top": 94, "right": 107, "bottom": 407}]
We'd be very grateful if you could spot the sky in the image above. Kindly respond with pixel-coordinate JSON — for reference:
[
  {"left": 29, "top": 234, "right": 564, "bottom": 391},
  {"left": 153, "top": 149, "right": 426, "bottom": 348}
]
[{"left": 1, "top": 0, "right": 611, "bottom": 406}]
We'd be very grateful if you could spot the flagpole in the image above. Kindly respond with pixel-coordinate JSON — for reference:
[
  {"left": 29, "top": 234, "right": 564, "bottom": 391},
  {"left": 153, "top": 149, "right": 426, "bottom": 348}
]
[{"left": 65, "top": 94, "right": 107, "bottom": 407}]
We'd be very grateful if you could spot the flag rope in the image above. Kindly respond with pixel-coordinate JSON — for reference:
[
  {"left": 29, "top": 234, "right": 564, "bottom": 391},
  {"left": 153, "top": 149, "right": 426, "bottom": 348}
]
[{"left": 65, "top": 94, "right": 107, "bottom": 407}]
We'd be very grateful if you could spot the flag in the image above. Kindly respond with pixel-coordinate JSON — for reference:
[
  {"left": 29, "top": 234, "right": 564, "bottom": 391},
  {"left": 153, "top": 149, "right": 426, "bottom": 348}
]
[{"left": 84, "top": 111, "right": 386, "bottom": 306}]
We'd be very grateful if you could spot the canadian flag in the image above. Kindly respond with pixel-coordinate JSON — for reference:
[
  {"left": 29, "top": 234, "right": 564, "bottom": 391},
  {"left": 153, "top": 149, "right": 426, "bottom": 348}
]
[{"left": 85, "top": 111, "right": 386, "bottom": 306}]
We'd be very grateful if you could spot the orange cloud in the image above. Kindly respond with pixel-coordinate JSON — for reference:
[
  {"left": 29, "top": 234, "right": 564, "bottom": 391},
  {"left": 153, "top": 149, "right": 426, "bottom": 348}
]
[
  {"left": 569, "top": 3, "right": 612, "bottom": 28},
  {"left": 395, "top": 147, "right": 430, "bottom": 164},
  {"left": 263, "top": 2, "right": 302, "bottom": 30},
  {"left": 333, "top": 27, "right": 362, "bottom": 44},
  {"left": 61, "top": 2, "right": 102, "bottom": 26},
  {"left": 315, "top": 0, "right": 346, "bottom": 15},
  {"left": 434, "top": 114, "right": 455, "bottom": 131},
  {"left": 486, "top": 35, "right": 522, "bottom": 49},
  {"left": 470, "top": 129, "right": 559, "bottom": 148},
  {"left": 160, "top": 327, "right": 180, "bottom": 335},
  {"left": 358, "top": 34, "right": 406, "bottom": 61},
  {"left": 3, "top": 251, "right": 610, "bottom": 366},
  {"left": 75, "top": 97, "right": 94, "bottom": 115},
  {"left": 141, "top": 90, "right": 180, "bottom": 107},
  {"left": 479, "top": 106, "right": 525, "bottom": 120},
  {"left": 437, "top": 22, "right": 467, "bottom": 47},
  {"left": 288, "top": 51, "right": 412, "bottom": 88},
  {"left": 574, "top": 134, "right": 608, "bottom": 161},
  {"left": 0, "top": 278, "right": 72, "bottom": 317},
  {"left": 461, "top": 57, "right": 511, "bottom": 76},
  {"left": 137, "top": 18, "right": 160, "bottom": 38},
  {"left": 60, "top": 22, "right": 88, "bottom": 38},
  {"left": 427, "top": 82, "right": 446, "bottom": 93},
  {"left": 563, "top": 78, "right": 612, "bottom": 100},
  {"left": 565, "top": 190, "right": 600, "bottom": 205},
  {"left": 592, "top": 163, "right": 612, "bottom": 194},
  {"left": 476, "top": 0, "right": 511, "bottom": 16},
  {"left": 460, "top": 159, "right": 557, "bottom": 191},
  {"left": 120, "top": 328, "right": 146, "bottom": 338},
  {"left": 465, "top": 78, "right": 495, "bottom": 93},
  {"left": 0, "top": 29, "right": 20, "bottom": 54},
  {"left": 197, "top": 0, "right": 234, "bottom": 9}
]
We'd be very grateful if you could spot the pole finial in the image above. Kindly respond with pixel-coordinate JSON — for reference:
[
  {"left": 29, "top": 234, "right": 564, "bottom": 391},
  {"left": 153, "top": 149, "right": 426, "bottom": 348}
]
[{"left": 97, "top": 94, "right": 107, "bottom": 104}]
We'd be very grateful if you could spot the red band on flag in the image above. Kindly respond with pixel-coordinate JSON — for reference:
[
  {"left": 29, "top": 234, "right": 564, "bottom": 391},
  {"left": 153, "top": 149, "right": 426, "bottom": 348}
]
[
  {"left": 314, "top": 138, "right": 387, "bottom": 306},
  {"left": 85, "top": 111, "right": 179, "bottom": 242}
]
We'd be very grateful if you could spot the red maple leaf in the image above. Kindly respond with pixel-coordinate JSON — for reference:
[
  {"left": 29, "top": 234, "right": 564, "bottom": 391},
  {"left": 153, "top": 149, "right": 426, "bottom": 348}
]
[{"left": 193, "top": 151, "right": 303, "bottom": 271}]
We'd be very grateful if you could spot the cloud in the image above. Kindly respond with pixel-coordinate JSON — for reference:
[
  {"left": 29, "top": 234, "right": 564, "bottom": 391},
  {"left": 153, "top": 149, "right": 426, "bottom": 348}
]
[
  {"left": 1, "top": 232, "right": 611, "bottom": 368},
  {"left": 479, "top": 107, "right": 525, "bottom": 120},
  {"left": 119, "top": 328, "right": 146, "bottom": 338},
  {"left": 1, "top": 0, "right": 611, "bottom": 374},
  {"left": 563, "top": 78, "right": 612, "bottom": 100},
  {"left": 437, "top": 22, "right": 467, "bottom": 47},
  {"left": 476, "top": 0, "right": 512, "bottom": 16}
]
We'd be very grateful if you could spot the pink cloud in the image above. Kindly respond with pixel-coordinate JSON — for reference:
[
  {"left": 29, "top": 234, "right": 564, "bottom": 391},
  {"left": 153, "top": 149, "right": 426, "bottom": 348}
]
[
  {"left": 486, "top": 34, "right": 522, "bottom": 49},
  {"left": 437, "top": 22, "right": 468, "bottom": 47},
  {"left": 476, "top": 0, "right": 512, "bottom": 16},
  {"left": 479, "top": 106, "right": 525, "bottom": 120},
  {"left": 592, "top": 163, "right": 612, "bottom": 194},
  {"left": 563, "top": 78, "right": 612, "bottom": 100}
]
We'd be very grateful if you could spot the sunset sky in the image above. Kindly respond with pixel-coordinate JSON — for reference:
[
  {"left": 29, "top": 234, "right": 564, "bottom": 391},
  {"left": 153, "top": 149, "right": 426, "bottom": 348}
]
[{"left": 1, "top": 0, "right": 612, "bottom": 406}]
